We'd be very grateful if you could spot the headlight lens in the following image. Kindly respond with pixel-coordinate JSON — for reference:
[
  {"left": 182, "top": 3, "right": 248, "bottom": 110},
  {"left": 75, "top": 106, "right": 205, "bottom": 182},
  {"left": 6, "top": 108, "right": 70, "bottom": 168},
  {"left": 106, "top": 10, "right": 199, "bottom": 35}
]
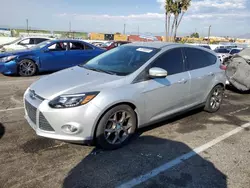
[
  {"left": 0, "top": 55, "right": 16, "bottom": 63},
  {"left": 49, "top": 92, "right": 99, "bottom": 108}
]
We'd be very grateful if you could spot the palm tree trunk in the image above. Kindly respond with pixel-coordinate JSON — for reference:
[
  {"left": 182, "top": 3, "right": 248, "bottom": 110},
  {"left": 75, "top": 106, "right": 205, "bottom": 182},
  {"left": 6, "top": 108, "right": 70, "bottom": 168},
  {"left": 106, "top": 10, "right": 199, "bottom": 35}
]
[
  {"left": 174, "top": 14, "right": 179, "bottom": 42},
  {"left": 165, "top": 13, "right": 168, "bottom": 42},
  {"left": 170, "top": 16, "right": 176, "bottom": 42},
  {"left": 177, "top": 12, "right": 185, "bottom": 29},
  {"left": 167, "top": 14, "right": 171, "bottom": 42}
]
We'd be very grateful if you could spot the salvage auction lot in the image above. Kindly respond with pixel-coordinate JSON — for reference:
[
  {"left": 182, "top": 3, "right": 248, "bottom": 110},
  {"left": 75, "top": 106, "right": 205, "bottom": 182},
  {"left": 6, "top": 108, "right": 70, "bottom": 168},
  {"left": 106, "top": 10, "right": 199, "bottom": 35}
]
[{"left": 0, "top": 74, "right": 250, "bottom": 188}]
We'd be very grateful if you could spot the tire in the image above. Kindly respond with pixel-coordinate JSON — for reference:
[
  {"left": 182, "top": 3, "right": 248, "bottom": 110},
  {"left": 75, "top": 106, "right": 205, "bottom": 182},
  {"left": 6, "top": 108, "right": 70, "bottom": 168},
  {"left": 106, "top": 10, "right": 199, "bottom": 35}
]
[
  {"left": 204, "top": 85, "right": 224, "bottom": 113},
  {"left": 18, "top": 59, "right": 37, "bottom": 76},
  {"left": 95, "top": 105, "right": 137, "bottom": 150}
]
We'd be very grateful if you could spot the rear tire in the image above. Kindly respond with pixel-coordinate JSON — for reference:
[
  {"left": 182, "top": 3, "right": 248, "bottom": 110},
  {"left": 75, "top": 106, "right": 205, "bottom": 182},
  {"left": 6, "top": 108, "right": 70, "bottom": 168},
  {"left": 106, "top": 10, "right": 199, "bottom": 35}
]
[
  {"left": 95, "top": 105, "right": 137, "bottom": 150},
  {"left": 18, "top": 59, "right": 37, "bottom": 77},
  {"left": 204, "top": 85, "right": 224, "bottom": 113}
]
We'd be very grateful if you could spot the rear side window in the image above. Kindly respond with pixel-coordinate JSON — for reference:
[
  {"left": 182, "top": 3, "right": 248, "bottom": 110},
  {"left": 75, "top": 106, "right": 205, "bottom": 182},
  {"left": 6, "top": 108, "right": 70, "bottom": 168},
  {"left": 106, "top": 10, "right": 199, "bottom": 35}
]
[
  {"left": 185, "top": 48, "right": 216, "bottom": 70},
  {"left": 69, "top": 42, "right": 93, "bottom": 50},
  {"left": 34, "top": 38, "right": 49, "bottom": 44},
  {"left": 151, "top": 48, "right": 184, "bottom": 75}
]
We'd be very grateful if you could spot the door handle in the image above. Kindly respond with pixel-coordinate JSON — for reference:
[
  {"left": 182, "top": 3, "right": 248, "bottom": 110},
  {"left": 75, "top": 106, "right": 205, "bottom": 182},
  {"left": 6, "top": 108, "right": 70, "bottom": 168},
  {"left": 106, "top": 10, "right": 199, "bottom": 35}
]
[
  {"left": 208, "top": 72, "right": 215, "bottom": 76},
  {"left": 177, "top": 79, "right": 188, "bottom": 84}
]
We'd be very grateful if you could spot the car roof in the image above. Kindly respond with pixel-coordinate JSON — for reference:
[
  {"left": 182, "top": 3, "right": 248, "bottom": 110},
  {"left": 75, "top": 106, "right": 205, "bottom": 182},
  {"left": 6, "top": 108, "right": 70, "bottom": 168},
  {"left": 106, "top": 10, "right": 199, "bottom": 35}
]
[
  {"left": 49, "top": 39, "right": 86, "bottom": 43},
  {"left": 126, "top": 42, "right": 214, "bottom": 51},
  {"left": 21, "top": 36, "right": 52, "bottom": 39}
]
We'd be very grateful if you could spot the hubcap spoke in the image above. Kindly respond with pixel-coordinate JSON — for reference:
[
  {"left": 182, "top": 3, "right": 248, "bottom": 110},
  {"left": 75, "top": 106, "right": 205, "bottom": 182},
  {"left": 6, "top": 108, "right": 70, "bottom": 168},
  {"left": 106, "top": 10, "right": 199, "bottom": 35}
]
[{"left": 105, "top": 110, "right": 133, "bottom": 145}]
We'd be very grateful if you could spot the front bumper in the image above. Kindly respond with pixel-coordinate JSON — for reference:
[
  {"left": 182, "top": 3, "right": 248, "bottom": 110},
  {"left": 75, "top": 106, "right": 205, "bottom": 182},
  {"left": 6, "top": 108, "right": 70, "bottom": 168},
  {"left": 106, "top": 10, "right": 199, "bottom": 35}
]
[
  {"left": 24, "top": 90, "right": 101, "bottom": 143},
  {"left": 0, "top": 60, "right": 17, "bottom": 75}
]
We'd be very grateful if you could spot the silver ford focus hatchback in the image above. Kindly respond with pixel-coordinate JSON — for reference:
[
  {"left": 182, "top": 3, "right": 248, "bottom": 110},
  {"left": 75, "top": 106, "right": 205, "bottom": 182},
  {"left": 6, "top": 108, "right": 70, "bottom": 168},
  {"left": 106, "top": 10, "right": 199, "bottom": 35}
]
[{"left": 24, "top": 42, "right": 226, "bottom": 149}]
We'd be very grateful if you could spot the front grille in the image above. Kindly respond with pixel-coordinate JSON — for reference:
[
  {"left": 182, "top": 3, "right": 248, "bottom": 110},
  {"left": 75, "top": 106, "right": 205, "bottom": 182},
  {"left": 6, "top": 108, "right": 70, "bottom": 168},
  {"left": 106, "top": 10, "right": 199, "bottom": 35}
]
[
  {"left": 39, "top": 112, "right": 55, "bottom": 132},
  {"left": 25, "top": 100, "right": 37, "bottom": 124}
]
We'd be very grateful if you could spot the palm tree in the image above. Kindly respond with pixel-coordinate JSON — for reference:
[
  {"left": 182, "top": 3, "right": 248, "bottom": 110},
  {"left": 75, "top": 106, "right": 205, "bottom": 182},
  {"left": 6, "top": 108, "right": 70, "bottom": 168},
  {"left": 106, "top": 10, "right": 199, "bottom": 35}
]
[
  {"left": 173, "top": 0, "right": 191, "bottom": 41},
  {"left": 177, "top": 0, "right": 191, "bottom": 29},
  {"left": 170, "top": 1, "right": 181, "bottom": 41},
  {"left": 165, "top": 0, "right": 173, "bottom": 42}
]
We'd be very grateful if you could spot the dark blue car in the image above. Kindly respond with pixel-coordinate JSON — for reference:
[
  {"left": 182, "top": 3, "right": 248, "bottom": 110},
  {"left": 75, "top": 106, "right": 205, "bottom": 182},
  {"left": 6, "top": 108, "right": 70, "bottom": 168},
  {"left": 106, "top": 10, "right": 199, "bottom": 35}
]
[{"left": 0, "top": 39, "right": 105, "bottom": 76}]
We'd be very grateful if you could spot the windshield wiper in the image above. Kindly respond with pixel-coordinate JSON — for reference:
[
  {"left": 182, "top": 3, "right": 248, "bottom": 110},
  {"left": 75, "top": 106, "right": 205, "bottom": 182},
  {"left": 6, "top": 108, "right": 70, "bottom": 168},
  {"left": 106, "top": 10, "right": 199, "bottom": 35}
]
[{"left": 83, "top": 66, "right": 116, "bottom": 75}]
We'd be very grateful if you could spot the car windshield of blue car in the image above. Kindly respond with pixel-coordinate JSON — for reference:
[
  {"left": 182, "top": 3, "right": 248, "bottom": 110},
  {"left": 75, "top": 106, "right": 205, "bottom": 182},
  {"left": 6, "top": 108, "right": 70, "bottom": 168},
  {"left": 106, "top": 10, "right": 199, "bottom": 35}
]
[
  {"left": 30, "top": 41, "right": 52, "bottom": 50},
  {"left": 80, "top": 46, "right": 159, "bottom": 76}
]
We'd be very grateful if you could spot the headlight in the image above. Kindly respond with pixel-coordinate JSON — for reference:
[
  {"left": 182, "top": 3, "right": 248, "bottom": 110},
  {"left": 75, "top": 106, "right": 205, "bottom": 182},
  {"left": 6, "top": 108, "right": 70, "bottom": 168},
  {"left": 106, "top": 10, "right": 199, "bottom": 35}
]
[
  {"left": 49, "top": 92, "right": 99, "bottom": 108},
  {"left": 0, "top": 55, "right": 17, "bottom": 63}
]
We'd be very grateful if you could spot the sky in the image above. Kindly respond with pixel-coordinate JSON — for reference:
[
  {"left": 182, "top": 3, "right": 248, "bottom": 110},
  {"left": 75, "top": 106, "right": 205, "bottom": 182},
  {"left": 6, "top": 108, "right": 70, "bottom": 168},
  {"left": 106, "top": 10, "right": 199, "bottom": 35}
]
[{"left": 0, "top": 0, "right": 250, "bottom": 37}]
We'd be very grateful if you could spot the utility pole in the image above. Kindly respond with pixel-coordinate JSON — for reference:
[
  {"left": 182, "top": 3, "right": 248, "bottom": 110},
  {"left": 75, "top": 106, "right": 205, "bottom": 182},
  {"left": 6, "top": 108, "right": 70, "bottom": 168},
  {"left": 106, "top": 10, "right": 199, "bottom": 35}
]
[
  {"left": 69, "top": 21, "right": 71, "bottom": 38},
  {"left": 123, "top": 24, "right": 126, "bottom": 35},
  {"left": 26, "top": 19, "right": 29, "bottom": 35},
  {"left": 208, "top": 25, "right": 211, "bottom": 44}
]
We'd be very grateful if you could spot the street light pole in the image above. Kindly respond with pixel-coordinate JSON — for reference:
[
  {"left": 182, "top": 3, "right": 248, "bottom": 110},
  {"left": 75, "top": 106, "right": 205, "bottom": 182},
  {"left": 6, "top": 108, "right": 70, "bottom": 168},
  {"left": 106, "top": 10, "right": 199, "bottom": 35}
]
[
  {"left": 26, "top": 19, "right": 29, "bottom": 35},
  {"left": 208, "top": 25, "right": 211, "bottom": 45}
]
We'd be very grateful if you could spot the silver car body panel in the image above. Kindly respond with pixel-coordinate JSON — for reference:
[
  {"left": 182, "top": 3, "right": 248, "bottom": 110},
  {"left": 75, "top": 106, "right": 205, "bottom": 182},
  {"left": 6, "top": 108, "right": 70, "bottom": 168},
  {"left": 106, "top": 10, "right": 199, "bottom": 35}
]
[{"left": 24, "top": 42, "right": 226, "bottom": 142}]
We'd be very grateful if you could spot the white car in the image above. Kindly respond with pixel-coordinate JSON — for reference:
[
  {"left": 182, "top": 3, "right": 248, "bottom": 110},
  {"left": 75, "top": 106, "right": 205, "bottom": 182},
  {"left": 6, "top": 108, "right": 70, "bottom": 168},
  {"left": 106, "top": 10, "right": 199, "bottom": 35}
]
[
  {"left": 214, "top": 48, "right": 230, "bottom": 62},
  {"left": 0, "top": 37, "right": 52, "bottom": 52}
]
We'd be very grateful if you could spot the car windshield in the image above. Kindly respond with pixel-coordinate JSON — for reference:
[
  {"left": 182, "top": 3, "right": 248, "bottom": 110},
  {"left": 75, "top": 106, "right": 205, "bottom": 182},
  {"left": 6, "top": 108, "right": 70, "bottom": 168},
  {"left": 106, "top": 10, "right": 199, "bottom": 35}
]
[
  {"left": 215, "top": 48, "right": 229, "bottom": 53},
  {"left": 101, "top": 42, "right": 112, "bottom": 47},
  {"left": 79, "top": 46, "right": 159, "bottom": 76},
  {"left": 30, "top": 40, "right": 52, "bottom": 50}
]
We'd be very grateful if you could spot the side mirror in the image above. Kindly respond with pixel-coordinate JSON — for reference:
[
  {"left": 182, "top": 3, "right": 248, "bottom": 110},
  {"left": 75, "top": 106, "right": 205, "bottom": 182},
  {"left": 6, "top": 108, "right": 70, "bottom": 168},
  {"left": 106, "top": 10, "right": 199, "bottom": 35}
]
[{"left": 149, "top": 67, "right": 168, "bottom": 78}]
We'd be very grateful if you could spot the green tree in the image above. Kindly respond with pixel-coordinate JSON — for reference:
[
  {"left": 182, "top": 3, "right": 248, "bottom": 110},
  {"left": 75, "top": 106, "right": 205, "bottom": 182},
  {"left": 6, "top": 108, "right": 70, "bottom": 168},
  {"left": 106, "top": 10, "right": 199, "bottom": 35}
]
[{"left": 190, "top": 32, "right": 199, "bottom": 38}]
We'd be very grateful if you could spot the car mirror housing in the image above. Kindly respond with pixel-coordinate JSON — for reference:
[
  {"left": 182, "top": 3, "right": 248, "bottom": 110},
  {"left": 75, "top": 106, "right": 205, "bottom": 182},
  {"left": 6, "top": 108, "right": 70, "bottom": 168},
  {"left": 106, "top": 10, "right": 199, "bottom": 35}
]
[{"left": 149, "top": 67, "right": 168, "bottom": 78}]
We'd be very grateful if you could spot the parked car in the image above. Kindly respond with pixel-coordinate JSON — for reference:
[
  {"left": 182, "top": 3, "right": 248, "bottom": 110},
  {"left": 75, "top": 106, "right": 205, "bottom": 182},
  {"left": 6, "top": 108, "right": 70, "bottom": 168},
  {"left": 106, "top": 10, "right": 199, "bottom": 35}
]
[
  {"left": 24, "top": 42, "right": 226, "bottom": 150},
  {"left": 214, "top": 48, "right": 230, "bottom": 62},
  {"left": 0, "top": 36, "right": 52, "bottom": 52},
  {"left": 0, "top": 39, "right": 105, "bottom": 76},
  {"left": 228, "top": 48, "right": 242, "bottom": 55},
  {"left": 199, "top": 45, "right": 211, "bottom": 50},
  {"left": 101, "top": 41, "right": 131, "bottom": 50}
]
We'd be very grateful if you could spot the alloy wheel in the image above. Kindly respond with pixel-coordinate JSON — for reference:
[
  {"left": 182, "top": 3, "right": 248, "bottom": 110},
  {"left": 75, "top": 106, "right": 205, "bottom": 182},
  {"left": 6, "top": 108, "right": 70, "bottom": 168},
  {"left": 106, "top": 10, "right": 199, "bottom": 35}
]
[
  {"left": 210, "top": 87, "right": 223, "bottom": 110},
  {"left": 104, "top": 110, "right": 133, "bottom": 145},
  {"left": 19, "top": 60, "right": 36, "bottom": 76}
]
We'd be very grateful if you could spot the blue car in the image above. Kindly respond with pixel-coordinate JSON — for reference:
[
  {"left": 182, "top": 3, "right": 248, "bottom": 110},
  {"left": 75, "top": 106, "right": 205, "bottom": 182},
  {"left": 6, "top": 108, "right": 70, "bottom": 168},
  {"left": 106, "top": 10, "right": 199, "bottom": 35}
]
[{"left": 0, "top": 39, "right": 105, "bottom": 76}]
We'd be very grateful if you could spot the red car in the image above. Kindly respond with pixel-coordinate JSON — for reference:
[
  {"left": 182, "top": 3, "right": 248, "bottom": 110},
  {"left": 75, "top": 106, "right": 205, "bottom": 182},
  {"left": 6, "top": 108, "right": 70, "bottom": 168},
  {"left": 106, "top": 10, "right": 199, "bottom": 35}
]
[{"left": 101, "top": 41, "right": 131, "bottom": 50}]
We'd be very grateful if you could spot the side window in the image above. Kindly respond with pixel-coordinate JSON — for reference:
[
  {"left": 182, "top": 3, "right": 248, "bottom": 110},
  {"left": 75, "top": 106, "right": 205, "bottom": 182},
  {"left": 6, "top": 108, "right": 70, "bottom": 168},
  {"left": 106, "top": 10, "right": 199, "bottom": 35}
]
[
  {"left": 84, "top": 44, "right": 93, "bottom": 50},
  {"left": 204, "top": 51, "right": 217, "bottom": 65},
  {"left": 34, "top": 38, "right": 48, "bottom": 44},
  {"left": 185, "top": 48, "right": 215, "bottom": 70},
  {"left": 18, "top": 39, "right": 30, "bottom": 45},
  {"left": 48, "top": 42, "right": 66, "bottom": 51},
  {"left": 151, "top": 48, "right": 184, "bottom": 75},
  {"left": 69, "top": 42, "right": 84, "bottom": 50}
]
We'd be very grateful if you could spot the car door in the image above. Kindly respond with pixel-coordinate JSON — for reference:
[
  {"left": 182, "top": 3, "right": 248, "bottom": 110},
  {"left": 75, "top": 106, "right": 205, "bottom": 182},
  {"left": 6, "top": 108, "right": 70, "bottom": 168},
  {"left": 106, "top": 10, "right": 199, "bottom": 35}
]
[
  {"left": 142, "top": 47, "right": 191, "bottom": 123},
  {"left": 66, "top": 41, "right": 96, "bottom": 66},
  {"left": 39, "top": 42, "right": 68, "bottom": 71},
  {"left": 184, "top": 47, "right": 217, "bottom": 105}
]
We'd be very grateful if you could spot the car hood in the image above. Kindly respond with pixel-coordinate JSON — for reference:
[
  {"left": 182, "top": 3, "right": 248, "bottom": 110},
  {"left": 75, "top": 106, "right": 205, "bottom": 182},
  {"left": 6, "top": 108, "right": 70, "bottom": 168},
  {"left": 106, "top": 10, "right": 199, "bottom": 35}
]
[
  {"left": 30, "top": 66, "right": 126, "bottom": 100},
  {"left": 0, "top": 49, "right": 36, "bottom": 58}
]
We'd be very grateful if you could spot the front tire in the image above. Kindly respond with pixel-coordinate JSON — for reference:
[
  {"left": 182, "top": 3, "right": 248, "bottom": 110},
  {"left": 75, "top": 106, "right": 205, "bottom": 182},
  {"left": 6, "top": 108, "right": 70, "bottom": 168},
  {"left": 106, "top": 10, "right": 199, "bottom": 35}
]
[
  {"left": 204, "top": 85, "right": 224, "bottom": 113},
  {"left": 95, "top": 105, "right": 137, "bottom": 150},
  {"left": 18, "top": 59, "right": 37, "bottom": 76}
]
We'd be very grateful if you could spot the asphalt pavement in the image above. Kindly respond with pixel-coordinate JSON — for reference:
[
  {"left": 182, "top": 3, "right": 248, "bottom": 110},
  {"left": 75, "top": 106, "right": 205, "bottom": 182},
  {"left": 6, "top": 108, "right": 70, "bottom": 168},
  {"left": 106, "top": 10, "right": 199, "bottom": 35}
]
[{"left": 0, "top": 74, "right": 249, "bottom": 188}]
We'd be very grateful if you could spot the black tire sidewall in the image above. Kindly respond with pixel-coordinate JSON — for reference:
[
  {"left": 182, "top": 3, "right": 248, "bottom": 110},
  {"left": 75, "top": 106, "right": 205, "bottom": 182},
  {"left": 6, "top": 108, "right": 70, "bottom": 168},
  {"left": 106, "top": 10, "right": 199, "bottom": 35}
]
[
  {"left": 96, "top": 105, "right": 137, "bottom": 150},
  {"left": 18, "top": 59, "right": 37, "bottom": 77},
  {"left": 204, "top": 85, "right": 224, "bottom": 113}
]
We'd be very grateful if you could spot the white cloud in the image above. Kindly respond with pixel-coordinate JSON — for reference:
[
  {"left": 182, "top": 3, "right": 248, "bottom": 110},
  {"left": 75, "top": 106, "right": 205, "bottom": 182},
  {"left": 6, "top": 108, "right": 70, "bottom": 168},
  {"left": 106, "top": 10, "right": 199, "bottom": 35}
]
[
  {"left": 57, "top": 13, "right": 165, "bottom": 21},
  {"left": 157, "top": 0, "right": 247, "bottom": 11},
  {"left": 191, "top": 0, "right": 247, "bottom": 11}
]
